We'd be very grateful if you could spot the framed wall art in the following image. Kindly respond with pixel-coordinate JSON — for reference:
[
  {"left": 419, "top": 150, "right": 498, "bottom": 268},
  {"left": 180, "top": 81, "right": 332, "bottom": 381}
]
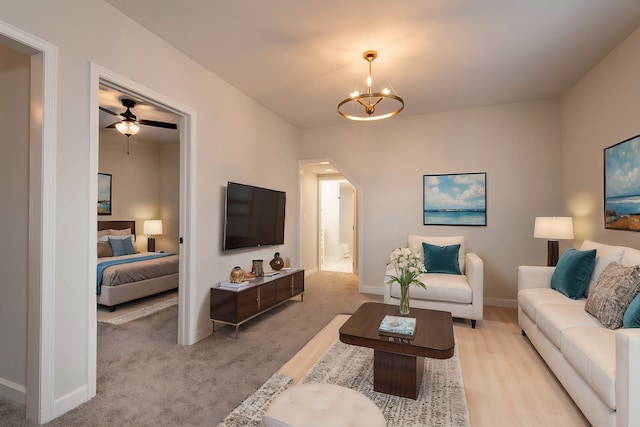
[
  {"left": 604, "top": 134, "right": 640, "bottom": 231},
  {"left": 98, "top": 173, "right": 112, "bottom": 216},
  {"left": 423, "top": 172, "right": 486, "bottom": 226}
]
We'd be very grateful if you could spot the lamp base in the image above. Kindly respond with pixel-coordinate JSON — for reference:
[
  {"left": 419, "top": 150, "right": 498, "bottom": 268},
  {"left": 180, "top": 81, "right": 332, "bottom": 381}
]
[
  {"left": 547, "top": 240, "right": 559, "bottom": 267},
  {"left": 148, "top": 236, "right": 156, "bottom": 252}
]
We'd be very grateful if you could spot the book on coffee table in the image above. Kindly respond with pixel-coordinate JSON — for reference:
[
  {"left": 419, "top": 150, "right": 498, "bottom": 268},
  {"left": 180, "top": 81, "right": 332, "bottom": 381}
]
[{"left": 378, "top": 315, "right": 416, "bottom": 338}]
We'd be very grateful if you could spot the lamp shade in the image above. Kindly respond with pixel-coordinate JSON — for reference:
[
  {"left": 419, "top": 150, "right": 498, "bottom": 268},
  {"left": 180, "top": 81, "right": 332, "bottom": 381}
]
[
  {"left": 533, "top": 217, "right": 574, "bottom": 240},
  {"left": 143, "top": 219, "right": 163, "bottom": 236}
]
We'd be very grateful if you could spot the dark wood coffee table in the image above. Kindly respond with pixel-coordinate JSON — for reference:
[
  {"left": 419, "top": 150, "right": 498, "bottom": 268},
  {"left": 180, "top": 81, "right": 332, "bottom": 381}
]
[{"left": 339, "top": 302, "right": 454, "bottom": 399}]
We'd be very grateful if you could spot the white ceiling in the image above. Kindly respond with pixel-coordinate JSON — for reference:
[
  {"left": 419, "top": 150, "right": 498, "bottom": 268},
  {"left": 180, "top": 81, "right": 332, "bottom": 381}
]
[{"left": 103, "top": 0, "right": 640, "bottom": 130}]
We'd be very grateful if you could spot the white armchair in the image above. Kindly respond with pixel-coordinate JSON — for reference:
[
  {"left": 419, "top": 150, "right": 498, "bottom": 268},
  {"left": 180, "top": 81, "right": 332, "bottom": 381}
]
[{"left": 383, "top": 235, "right": 483, "bottom": 328}]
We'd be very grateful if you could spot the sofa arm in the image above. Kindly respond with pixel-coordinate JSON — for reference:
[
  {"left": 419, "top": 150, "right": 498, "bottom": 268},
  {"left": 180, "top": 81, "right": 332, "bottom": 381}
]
[
  {"left": 616, "top": 329, "right": 640, "bottom": 427},
  {"left": 518, "top": 265, "right": 555, "bottom": 291},
  {"left": 466, "top": 253, "right": 483, "bottom": 320}
]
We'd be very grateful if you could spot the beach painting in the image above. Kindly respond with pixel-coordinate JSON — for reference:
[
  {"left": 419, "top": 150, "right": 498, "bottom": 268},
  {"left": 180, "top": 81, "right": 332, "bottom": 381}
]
[
  {"left": 98, "top": 173, "right": 112, "bottom": 216},
  {"left": 605, "top": 134, "right": 640, "bottom": 231},
  {"left": 423, "top": 172, "right": 486, "bottom": 226}
]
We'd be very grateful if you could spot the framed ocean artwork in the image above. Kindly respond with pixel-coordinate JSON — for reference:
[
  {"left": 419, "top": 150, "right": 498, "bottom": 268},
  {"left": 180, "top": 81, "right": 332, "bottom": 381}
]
[
  {"left": 98, "top": 173, "right": 112, "bottom": 216},
  {"left": 423, "top": 172, "right": 486, "bottom": 226},
  {"left": 604, "top": 134, "right": 640, "bottom": 231}
]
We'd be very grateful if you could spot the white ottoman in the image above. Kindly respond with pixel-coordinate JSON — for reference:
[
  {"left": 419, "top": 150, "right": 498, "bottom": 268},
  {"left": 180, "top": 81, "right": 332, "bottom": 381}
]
[{"left": 262, "top": 383, "right": 386, "bottom": 427}]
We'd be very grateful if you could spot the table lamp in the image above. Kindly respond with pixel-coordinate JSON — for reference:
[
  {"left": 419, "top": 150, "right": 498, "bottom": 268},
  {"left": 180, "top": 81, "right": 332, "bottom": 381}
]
[
  {"left": 534, "top": 217, "right": 574, "bottom": 266},
  {"left": 144, "top": 219, "right": 163, "bottom": 252}
]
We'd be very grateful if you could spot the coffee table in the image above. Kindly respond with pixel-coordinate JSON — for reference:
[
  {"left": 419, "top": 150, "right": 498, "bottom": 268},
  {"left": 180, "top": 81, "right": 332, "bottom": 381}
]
[{"left": 339, "top": 302, "right": 454, "bottom": 399}]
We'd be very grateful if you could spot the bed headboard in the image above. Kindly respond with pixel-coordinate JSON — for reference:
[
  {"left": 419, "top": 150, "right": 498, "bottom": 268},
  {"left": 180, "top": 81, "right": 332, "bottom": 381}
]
[{"left": 97, "top": 220, "right": 136, "bottom": 236}]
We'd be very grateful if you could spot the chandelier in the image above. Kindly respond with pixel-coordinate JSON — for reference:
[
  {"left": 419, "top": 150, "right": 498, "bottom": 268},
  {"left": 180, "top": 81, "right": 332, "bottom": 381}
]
[{"left": 337, "top": 50, "right": 404, "bottom": 121}]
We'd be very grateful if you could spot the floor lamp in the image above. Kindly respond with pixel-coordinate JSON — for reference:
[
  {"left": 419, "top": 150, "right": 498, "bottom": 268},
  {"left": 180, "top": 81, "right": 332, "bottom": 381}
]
[{"left": 534, "top": 217, "right": 574, "bottom": 266}]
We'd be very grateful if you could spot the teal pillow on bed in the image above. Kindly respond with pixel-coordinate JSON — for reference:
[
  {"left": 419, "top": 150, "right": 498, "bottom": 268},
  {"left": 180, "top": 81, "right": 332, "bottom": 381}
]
[
  {"left": 108, "top": 236, "right": 136, "bottom": 256},
  {"left": 550, "top": 248, "right": 596, "bottom": 299},
  {"left": 422, "top": 242, "right": 461, "bottom": 275}
]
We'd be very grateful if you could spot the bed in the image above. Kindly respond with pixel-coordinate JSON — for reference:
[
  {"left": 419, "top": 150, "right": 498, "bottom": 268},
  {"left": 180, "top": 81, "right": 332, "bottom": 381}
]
[{"left": 97, "top": 220, "right": 179, "bottom": 311}]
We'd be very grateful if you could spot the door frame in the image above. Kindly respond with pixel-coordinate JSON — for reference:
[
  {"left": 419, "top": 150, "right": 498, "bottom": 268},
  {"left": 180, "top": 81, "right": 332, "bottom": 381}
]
[{"left": 88, "top": 64, "right": 198, "bottom": 399}]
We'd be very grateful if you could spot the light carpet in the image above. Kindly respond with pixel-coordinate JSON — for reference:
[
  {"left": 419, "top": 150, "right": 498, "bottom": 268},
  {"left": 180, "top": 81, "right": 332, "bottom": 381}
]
[
  {"left": 98, "top": 297, "right": 178, "bottom": 324},
  {"left": 218, "top": 339, "right": 470, "bottom": 427}
]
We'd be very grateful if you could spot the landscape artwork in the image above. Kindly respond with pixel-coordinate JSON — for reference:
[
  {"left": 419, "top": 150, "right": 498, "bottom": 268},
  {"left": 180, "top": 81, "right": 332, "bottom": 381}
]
[
  {"left": 605, "top": 134, "right": 640, "bottom": 231},
  {"left": 423, "top": 172, "right": 486, "bottom": 226},
  {"left": 98, "top": 173, "right": 112, "bottom": 216}
]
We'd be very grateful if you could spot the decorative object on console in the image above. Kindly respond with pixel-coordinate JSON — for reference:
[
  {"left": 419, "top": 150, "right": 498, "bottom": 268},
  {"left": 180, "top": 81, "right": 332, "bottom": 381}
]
[
  {"left": 97, "top": 173, "right": 112, "bottom": 215},
  {"left": 534, "top": 216, "right": 574, "bottom": 266},
  {"left": 337, "top": 50, "right": 404, "bottom": 122},
  {"left": 252, "top": 259, "right": 264, "bottom": 277},
  {"left": 423, "top": 172, "right": 486, "bottom": 226},
  {"left": 270, "top": 252, "right": 284, "bottom": 271},
  {"left": 386, "top": 247, "right": 426, "bottom": 316},
  {"left": 604, "top": 134, "right": 640, "bottom": 231},
  {"left": 144, "top": 219, "right": 163, "bottom": 252},
  {"left": 229, "top": 266, "right": 246, "bottom": 284}
]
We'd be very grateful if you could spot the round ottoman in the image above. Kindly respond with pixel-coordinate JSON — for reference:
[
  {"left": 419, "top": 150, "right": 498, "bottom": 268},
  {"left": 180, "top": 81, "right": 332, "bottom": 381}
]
[{"left": 262, "top": 383, "right": 386, "bottom": 427}]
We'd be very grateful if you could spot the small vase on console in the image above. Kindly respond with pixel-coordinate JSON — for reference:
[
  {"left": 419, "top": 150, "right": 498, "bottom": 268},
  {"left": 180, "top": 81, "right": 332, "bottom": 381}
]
[{"left": 270, "top": 252, "right": 284, "bottom": 271}]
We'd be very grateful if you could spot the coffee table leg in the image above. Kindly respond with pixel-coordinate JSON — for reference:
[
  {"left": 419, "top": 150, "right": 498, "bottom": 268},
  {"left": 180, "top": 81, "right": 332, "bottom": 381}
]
[{"left": 373, "top": 350, "right": 423, "bottom": 399}]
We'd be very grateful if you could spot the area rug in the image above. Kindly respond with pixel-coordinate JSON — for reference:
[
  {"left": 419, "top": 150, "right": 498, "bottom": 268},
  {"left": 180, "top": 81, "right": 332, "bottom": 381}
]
[
  {"left": 98, "top": 297, "right": 178, "bottom": 325},
  {"left": 218, "top": 339, "right": 470, "bottom": 427}
]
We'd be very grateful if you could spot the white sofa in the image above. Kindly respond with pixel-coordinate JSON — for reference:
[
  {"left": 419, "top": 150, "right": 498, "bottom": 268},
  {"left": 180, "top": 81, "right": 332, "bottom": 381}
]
[
  {"left": 384, "top": 235, "right": 483, "bottom": 328},
  {"left": 518, "top": 240, "right": 640, "bottom": 427}
]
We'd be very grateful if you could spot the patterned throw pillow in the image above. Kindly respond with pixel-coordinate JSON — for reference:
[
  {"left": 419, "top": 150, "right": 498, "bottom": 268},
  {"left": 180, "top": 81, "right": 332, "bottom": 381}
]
[{"left": 585, "top": 262, "right": 640, "bottom": 329}]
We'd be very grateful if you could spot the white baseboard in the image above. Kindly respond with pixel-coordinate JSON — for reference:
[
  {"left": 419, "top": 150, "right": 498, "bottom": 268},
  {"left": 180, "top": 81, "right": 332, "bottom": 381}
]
[
  {"left": 484, "top": 297, "right": 517, "bottom": 308},
  {"left": 0, "top": 377, "right": 26, "bottom": 405},
  {"left": 304, "top": 268, "right": 318, "bottom": 276},
  {"left": 359, "top": 284, "right": 383, "bottom": 295},
  {"left": 52, "top": 384, "right": 88, "bottom": 419}
]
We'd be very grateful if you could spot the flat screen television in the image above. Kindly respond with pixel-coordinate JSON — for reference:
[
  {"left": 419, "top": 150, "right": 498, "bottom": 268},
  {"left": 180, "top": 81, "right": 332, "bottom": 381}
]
[{"left": 223, "top": 181, "right": 286, "bottom": 251}]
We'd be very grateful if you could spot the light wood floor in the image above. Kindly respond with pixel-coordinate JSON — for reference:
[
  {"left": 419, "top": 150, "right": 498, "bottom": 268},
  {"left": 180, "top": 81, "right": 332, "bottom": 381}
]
[{"left": 279, "top": 306, "right": 591, "bottom": 427}]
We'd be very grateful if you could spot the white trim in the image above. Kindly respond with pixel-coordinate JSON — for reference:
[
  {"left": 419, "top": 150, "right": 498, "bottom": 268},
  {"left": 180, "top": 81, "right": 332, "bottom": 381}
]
[
  {"left": 0, "top": 377, "right": 26, "bottom": 405},
  {"left": 52, "top": 385, "right": 88, "bottom": 419},
  {"left": 0, "top": 18, "right": 58, "bottom": 424},
  {"left": 88, "top": 67, "right": 199, "bottom": 406},
  {"left": 484, "top": 297, "right": 517, "bottom": 308}
]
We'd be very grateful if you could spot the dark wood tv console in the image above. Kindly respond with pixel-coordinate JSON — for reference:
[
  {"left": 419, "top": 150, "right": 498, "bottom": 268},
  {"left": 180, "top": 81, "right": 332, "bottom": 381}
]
[{"left": 210, "top": 269, "right": 304, "bottom": 338}]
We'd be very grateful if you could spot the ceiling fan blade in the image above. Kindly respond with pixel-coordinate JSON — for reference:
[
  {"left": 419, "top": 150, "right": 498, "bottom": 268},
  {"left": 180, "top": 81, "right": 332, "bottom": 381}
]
[
  {"left": 99, "top": 106, "right": 121, "bottom": 117},
  {"left": 106, "top": 122, "right": 118, "bottom": 129},
  {"left": 138, "top": 119, "right": 178, "bottom": 130}
]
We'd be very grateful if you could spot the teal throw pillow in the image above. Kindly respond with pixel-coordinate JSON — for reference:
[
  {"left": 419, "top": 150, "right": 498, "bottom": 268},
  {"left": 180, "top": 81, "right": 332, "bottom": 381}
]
[
  {"left": 550, "top": 248, "right": 596, "bottom": 299},
  {"left": 422, "top": 242, "right": 461, "bottom": 275},
  {"left": 624, "top": 293, "right": 640, "bottom": 328},
  {"left": 108, "top": 236, "right": 136, "bottom": 257}
]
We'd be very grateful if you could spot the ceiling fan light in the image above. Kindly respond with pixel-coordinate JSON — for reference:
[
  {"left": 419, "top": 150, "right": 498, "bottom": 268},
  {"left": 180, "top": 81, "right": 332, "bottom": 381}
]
[{"left": 115, "top": 121, "right": 140, "bottom": 136}]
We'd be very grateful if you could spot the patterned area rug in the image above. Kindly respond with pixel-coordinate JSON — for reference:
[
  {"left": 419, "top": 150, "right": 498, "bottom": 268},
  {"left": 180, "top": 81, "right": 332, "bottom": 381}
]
[
  {"left": 218, "top": 338, "right": 470, "bottom": 427},
  {"left": 98, "top": 297, "right": 178, "bottom": 325}
]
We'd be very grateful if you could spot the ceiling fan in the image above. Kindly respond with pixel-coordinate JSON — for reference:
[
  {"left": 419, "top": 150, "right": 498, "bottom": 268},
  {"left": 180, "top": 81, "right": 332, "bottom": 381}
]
[{"left": 100, "top": 98, "right": 178, "bottom": 136}]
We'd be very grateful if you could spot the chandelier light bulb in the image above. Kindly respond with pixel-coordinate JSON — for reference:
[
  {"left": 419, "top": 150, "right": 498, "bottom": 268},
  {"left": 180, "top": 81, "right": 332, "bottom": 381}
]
[
  {"left": 350, "top": 91, "right": 359, "bottom": 98},
  {"left": 382, "top": 88, "right": 390, "bottom": 95}
]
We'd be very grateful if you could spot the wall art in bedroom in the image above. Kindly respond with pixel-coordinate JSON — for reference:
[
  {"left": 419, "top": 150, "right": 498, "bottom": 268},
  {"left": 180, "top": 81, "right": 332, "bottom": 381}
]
[
  {"left": 604, "top": 134, "right": 640, "bottom": 231},
  {"left": 98, "top": 173, "right": 112, "bottom": 216},
  {"left": 423, "top": 172, "right": 486, "bottom": 226}
]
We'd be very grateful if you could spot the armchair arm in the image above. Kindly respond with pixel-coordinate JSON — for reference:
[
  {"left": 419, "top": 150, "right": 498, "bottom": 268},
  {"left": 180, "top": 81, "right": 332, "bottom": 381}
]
[
  {"left": 517, "top": 265, "right": 555, "bottom": 291},
  {"left": 465, "top": 252, "right": 483, "bottom": 320},
  {"left": 616, "top": 329, "right": 640, "bottom": 427}
]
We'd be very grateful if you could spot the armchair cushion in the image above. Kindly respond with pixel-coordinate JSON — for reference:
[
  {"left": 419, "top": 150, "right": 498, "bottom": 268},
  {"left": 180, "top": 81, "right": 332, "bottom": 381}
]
[
  {"left": 422, "top": 242, "right": 461, "bottom": 274},
  {"left": 408, "top": 235, "right": 466, "bottom": 273}
]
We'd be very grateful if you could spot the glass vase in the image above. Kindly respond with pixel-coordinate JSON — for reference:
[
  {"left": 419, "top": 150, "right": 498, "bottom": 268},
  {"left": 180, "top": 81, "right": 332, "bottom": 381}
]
[{"left": 399, "top": 285, "right": 410, "bottom": 316}]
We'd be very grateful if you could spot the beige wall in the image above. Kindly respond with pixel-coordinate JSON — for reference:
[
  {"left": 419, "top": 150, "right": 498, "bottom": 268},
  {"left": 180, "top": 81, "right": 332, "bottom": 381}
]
[
  {"left": 98, "top": 131, "right": 180, "bottom": 253},
  {"left": 300, "top": 99, "right": 563, "bottom": 302},
  {"left": 0, "top": 43, "right": 29, "bottom": 402},
  {"left": 562, "top": 26, "right": 640, "bottom": 246}
]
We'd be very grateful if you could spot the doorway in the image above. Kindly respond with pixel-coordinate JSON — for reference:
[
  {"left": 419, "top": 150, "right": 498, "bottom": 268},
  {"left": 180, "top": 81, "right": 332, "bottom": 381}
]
[{"left": 319, "top": 178, "right": 355, "bottom": 273}]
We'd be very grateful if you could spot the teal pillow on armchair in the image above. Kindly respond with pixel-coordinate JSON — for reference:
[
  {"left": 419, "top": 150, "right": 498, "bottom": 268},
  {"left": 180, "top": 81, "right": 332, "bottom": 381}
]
[
  {"left": 422, "top": 242, "right": 461, "bottom": 275},
  {"left": 550, "top": 248, "right": 596, "bottom": 299}
]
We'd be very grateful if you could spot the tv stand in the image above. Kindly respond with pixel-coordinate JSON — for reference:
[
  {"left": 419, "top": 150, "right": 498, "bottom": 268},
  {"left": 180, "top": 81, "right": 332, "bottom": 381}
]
[{"left": 210, "top": 269, "right": 304, "bottom": 338}]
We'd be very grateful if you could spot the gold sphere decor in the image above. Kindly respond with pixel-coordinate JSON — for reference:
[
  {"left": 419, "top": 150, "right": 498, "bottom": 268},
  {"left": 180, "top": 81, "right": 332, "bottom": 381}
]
[{"left": 229, "top": 266, "right": 246, "bottom": 283}]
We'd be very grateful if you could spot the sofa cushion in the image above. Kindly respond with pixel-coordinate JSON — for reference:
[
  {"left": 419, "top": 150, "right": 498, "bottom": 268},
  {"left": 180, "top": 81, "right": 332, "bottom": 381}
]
[
  {"left": 585, "top": 262, "right": 640, "bottom": 329},
  {"left": 621, "top": 246, "right": 640, "bottom": 267},
  {"left": 389, "top": 273, "right": 471, "bottom": 304},
  {"left": 561, "top": 327, "right": 617, "bottom": 410},
  {"left": 550, "top": 248, "right": 596, "bottom": 299},
  {"left": 518, "top": 288, "right": 584, "bottom": 321},
  {"left": 580, "top": 240, "right": 626, "bottom": 297},
  {"left": 535, "top": 303, "right": 599, "bottom": 349},
  {"left": 623, "top": 293, "right": 640, "bottom": 328},
  {"left": 408, "top": 235, "right": 466, "bottom": 274},
  {"left": 422, "top": 242, "right": 461, "bottom": 274}
]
